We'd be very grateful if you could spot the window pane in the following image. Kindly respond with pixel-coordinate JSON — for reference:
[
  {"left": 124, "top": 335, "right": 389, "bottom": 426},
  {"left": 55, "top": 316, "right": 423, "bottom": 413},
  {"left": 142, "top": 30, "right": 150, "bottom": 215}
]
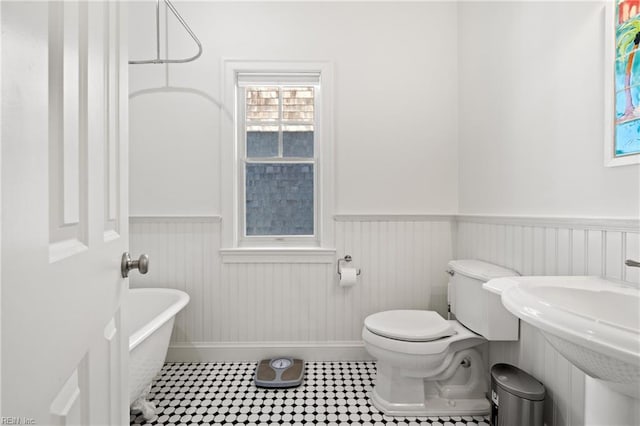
[
  {"left": 283, "top": 126, "right": 314, "bottom": 158},
  {"left": 245, "top": 163, "right": 314, "bottom": 236},
  {"left": 247, "top": 126, "right": 278, "bottom": 157},
  {"left": 283, "top": 87, "right": 314, "bottom": 122},
  {"left": 246, "top": 87, "right": 279, "bottom": 122}
]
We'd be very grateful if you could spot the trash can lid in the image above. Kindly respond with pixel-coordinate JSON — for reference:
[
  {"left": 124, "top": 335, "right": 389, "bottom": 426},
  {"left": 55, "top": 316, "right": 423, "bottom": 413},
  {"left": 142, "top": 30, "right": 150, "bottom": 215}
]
[{"left": 491, "top": 363, "right": 545, "bottom": 401}]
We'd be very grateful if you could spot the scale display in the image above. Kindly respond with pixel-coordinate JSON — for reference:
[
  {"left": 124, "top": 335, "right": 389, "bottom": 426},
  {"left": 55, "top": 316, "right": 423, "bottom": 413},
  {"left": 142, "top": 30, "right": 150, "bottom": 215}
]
[
  {"left": 271, "top": 358, "right": 292, "bottom": 369},
  {"left": 254, "top": 357, "right": 304, "bottom": 388}
]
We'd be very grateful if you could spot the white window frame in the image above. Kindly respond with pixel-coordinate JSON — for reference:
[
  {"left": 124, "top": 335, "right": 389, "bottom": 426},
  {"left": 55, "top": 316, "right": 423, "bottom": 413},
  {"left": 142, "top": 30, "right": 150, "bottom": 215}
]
[
  {"left": 238, "top": 76, "right": 319, "bottom": 247},
  {"left": 221, "top": 60, "right": 335, "bottom": 260}
]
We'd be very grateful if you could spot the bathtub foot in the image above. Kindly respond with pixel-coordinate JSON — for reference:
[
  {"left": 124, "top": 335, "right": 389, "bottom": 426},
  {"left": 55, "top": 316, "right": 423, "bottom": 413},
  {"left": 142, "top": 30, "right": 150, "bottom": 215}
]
[
  {"left": 131, "top": 397, "right": 157, "bottom": 421},
  {"left": 130, "top": 385, "right": 157, "bottom": 421}
]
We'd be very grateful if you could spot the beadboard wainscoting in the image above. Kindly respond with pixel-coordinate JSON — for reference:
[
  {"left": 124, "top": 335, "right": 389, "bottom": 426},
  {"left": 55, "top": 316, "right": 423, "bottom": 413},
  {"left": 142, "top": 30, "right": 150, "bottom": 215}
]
[
  {"left": 128, "top": 217, "right": 222, "bottom": 345},
  {"left": 129, "top": 215, "right": 454, "bottom": 361},
  {"left": 456, "top": 215, "right": 640, "bottom": 426}
]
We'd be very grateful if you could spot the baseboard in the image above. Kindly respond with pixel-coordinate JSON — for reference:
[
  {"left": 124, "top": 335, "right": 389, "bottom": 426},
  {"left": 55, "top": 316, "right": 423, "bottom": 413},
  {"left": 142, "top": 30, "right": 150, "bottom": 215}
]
[{"left": 166, "top": 341, "right": 372, "bottom": 362}]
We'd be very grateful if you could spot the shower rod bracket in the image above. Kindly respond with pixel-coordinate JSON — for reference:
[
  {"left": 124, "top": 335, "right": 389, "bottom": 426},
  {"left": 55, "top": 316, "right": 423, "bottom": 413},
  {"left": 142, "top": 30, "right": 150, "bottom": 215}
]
[{"left": 129, "top": 0, "right": 202, "bottom": 65}]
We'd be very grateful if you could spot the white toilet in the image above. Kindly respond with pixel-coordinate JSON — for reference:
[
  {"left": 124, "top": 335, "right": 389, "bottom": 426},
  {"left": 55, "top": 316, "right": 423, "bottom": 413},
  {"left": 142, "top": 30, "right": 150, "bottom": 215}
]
[{"left": 362, "top": 259, "right": 520, "bottom": 416}]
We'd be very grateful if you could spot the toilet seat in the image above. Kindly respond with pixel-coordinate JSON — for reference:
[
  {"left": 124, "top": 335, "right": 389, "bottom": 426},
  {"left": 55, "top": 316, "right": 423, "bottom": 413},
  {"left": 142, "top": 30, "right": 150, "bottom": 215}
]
[
  {"left": 363, "top": 320, "right": 484, "bottom": 356},
  {"left": 364, "top": 310, "right": 455, "bottom": 342}
]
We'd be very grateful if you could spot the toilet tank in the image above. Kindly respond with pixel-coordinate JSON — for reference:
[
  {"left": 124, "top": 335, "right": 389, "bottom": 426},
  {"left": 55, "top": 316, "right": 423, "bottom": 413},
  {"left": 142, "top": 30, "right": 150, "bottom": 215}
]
[{"left": 448, "top": 259, "right": 519, "bottom": 341}]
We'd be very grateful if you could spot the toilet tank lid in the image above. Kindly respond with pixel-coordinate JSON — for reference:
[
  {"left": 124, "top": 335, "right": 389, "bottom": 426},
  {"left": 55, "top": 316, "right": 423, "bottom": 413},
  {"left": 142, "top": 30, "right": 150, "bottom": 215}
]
[{"left": 448, "top": 260, "right": 519, "bottom": 281}]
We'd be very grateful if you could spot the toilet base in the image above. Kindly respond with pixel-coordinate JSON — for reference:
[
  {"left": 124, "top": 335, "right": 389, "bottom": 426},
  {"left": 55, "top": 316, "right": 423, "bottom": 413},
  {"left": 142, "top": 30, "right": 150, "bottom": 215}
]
[
  {"left": 368, "top": 347, "right": 491, "bottom": 417},
  {"left": 371, "top": 387, "right": 490, "bottom": 417}
]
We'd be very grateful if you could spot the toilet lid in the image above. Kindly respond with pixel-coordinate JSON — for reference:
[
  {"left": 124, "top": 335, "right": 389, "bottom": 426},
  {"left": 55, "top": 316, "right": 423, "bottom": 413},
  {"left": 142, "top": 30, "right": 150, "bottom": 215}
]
[{"left": 364, "top": 310, "right": 455, "bottom": 342}]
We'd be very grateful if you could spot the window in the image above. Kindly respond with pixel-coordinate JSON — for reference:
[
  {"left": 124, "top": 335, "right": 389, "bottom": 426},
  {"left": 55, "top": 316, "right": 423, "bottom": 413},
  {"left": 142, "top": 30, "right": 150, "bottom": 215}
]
[
  {"left": 237, "top": 73, "right": 321, "bottom": 246},
  {"left": 221, "top": 61, "right": 334, "bottom": 258}
]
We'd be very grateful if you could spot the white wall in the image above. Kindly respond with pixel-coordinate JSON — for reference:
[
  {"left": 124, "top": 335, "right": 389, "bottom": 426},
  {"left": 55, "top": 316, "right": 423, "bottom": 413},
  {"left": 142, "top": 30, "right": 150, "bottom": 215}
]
[
  {"left": 458, "top": 1, "right": 640, "bottom": 218},
  {"left": 455, "top": 5, "right": 640, "bottom": 422},
  {"left": 129, "top": 1, "right": 459, "bottom": 216}
]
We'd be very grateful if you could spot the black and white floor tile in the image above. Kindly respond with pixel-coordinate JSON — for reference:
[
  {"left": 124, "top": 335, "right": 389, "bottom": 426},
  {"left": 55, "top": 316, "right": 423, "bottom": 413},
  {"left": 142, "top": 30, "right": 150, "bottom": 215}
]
[{"left": 130, "top": 361, "right": 490, "bottom": 426}]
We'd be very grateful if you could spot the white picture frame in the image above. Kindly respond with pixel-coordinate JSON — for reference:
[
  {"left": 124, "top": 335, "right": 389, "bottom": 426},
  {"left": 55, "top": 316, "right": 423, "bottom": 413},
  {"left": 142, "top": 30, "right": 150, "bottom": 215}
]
[{"left": 605, "top": 1, "right": 640, "bottom": 167}]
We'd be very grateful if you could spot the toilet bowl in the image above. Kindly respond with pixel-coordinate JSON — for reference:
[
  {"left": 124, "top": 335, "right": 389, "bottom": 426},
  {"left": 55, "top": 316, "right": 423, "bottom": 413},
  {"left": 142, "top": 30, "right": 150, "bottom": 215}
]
[{"left": 362, "top": 260, "right": 520, "bottom": 417}]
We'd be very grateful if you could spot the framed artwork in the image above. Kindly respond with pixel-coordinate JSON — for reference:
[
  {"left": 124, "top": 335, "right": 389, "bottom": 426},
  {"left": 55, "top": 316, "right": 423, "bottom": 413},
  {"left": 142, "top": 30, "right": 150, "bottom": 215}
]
[{"left": 607, "top": 0, "right": 640, "bottom": 166}]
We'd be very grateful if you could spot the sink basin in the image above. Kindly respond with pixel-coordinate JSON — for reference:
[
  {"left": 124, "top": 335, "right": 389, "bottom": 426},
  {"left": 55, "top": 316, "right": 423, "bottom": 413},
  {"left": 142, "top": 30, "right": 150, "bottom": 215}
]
[{"left": 494, "top": 276, "right": 640, "bottom": 398}]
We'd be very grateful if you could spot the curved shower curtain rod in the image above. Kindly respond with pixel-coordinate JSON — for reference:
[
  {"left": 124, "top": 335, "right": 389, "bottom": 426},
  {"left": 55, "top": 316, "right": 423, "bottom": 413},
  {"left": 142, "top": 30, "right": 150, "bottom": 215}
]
[{"left": 129, "top": 0, "right": 202, "bottom": 65}]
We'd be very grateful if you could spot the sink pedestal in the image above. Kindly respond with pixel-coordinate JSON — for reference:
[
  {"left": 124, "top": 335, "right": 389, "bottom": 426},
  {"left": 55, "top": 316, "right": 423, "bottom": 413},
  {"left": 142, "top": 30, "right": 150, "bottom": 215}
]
[{"left": 584, "top": 377, "right": 640, "bottom": 426}]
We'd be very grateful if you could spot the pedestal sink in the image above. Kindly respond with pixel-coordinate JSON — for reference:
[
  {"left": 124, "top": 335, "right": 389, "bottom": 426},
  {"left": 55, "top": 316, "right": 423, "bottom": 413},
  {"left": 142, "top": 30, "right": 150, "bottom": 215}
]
[{"left": 490, "top": 276, "right": 640, "bottom": 399}]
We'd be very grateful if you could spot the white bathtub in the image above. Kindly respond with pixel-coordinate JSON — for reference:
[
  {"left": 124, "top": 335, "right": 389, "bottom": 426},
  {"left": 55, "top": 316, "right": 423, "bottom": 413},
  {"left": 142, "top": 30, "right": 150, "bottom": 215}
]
[{"left": 128, "top": 288, "right": 189, "bottom": 406}]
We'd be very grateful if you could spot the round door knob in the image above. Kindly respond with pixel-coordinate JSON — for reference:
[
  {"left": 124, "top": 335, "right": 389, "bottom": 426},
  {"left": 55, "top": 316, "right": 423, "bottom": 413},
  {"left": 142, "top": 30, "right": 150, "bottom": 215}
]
[
  {"left": 137, "top": 254, "right": 149, "bottom": 274},
  {"left": 121, "top": 252, "right": 150, "bottom": 278}
]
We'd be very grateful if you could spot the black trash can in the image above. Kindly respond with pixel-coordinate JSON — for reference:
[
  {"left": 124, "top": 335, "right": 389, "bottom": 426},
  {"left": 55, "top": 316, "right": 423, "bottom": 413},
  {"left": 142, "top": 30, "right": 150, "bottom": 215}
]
[{"left": 490, "top": 363, "right": 545, "bottom": 426}]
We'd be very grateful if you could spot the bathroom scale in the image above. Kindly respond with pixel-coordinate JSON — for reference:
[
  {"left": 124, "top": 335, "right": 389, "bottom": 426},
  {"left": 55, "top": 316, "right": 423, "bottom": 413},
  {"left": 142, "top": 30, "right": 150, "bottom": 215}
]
[{"left": 254, "top": 357, "right": 305, "bottom": 388}]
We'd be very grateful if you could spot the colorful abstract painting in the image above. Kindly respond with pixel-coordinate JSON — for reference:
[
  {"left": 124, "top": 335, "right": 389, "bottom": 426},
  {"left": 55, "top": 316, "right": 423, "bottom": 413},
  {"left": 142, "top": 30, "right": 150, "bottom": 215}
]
[{"left": 615, "top": 0, "right": 640, "bottom": 157}]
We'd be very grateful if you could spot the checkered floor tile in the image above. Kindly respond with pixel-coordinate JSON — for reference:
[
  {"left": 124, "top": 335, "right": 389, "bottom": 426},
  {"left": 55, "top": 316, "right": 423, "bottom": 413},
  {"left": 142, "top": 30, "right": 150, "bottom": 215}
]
[{"left": 130, "top": 361, "right": 490, "bottom": 425}]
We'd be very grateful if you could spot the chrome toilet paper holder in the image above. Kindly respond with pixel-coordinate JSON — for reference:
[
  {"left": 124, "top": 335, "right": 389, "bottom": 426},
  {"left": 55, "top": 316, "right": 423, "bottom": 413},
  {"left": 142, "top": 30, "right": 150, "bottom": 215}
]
[{"left": 338, "top": 255, "right": 361, "bottom": 277}]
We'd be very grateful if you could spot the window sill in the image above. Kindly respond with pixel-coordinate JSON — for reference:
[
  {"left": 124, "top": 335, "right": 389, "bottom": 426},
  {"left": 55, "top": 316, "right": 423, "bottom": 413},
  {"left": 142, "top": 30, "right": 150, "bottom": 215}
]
[{"left": 220, "top": 247, "right": 336, "bottom": 264}]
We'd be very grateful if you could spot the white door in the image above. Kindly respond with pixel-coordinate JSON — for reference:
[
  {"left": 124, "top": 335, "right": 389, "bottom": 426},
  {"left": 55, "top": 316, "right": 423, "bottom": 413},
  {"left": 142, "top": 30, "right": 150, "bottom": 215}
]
[{"left": 2, "top": 1, "right": 130, "bottom": 424}]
